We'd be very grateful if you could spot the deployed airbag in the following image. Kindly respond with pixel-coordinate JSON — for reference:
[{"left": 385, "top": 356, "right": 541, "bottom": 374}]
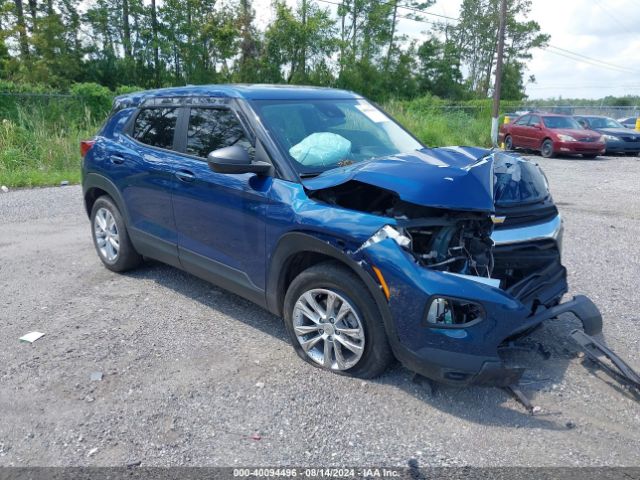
[{"left": 289, "top": 132, "right": 351, "bottom": 167}]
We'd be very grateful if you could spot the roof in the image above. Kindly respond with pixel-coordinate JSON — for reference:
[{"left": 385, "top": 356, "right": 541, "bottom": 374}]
[
  {"left": 537, "top": 113, "right": 574, "bottom": 117},
  {"left": 114, "top": 84, "right": 362, "bottom": 107}
]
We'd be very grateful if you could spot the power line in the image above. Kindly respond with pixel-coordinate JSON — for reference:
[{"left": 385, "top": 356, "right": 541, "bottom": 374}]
[
  {"left": 593, "top": 0, "right": 634, "bottom": 35},
  {"left": 544, "top": 46, "right": 639, "bottom": 75},
  {"left": 315, "top": 0, "right": 640, "bottom": 77},
  {"left": 528, "top": 85, "right": 640, "bottom": 90},
  {"left": 315, "top": 0, "right": 459, "bottom": 23},
  {"left": 315, "top": 0, "right": 443, "bottom": 26},
  {"left": 547, "top": 45, "right": 638, "bottom": 73}
]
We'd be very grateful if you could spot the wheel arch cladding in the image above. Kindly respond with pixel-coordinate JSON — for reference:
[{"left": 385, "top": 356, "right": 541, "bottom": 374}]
[
  {"left": 84, "top": 187, "right": 109, "bottom": 217},
  {"left": 266, "top": 232, "right": 395, "bottom": 337},
  {"left": 83, "top": 173, "right": 130, "bottom": 224}
]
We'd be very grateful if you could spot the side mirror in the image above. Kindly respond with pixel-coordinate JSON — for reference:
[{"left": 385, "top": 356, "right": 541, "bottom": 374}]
[{"left": 207, "top": 146, "right": 272, "bottom": 175}]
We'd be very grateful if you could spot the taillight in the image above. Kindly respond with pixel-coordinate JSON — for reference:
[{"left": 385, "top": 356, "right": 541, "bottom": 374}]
[{"left": 80, "top": 139, "right": 95, "bottom": 158}]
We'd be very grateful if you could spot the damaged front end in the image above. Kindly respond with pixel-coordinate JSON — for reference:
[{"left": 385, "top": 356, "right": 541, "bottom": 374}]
[{"left": 303, "top": 148, "right": 602, "bottom": 386}]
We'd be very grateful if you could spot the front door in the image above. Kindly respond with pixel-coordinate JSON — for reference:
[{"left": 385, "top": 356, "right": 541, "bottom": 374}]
[{"left": 171, "top": 103, "right": 271, "bottom": 303}]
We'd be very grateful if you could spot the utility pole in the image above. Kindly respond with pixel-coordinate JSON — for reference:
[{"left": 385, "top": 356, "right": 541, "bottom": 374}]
[{"left": 491, "top": 0, "right": 507, "bottom": 147}]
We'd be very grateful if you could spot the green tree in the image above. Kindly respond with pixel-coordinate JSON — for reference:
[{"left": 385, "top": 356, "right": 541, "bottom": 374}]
[
  {"left": 416, "top": 37, "right": 466, "bottom": 100},
  {"left": 264, "top": 0, "right": 337, "bottom": 84}
]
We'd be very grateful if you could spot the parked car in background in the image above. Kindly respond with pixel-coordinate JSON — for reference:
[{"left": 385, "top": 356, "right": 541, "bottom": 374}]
[
  {"left": 80, "top": 85, "right": 601, "bottom": 386},
  {"left": 499, "top": 113, "right": 605, "bottom": 158},
  {"left": 575, "top": 116, "right": 640, "bottom": 156},
  {"left": 617, "top": 117, "right": 639, "bottom": 129}
]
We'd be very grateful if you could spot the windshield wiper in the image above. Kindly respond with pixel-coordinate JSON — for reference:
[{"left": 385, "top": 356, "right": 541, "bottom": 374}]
[{"left": 299, "top": 172, "right": 321, "bottom": 179}]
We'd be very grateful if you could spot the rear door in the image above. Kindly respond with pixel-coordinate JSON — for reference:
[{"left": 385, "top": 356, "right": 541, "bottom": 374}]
[
  {"left": 116, "top": 105, "right": 183, "bottom": 266},
  {"left": 510, "top": 115, "right": 531, "bottom": 147},
  {"left": 171, "top": 100, "right": 271, "bottom": 302}
]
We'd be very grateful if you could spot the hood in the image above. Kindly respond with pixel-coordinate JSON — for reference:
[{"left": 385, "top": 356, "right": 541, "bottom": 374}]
[
  {"left": 303, "top": 147, "right": 550, "bottom": 213},
  {"left": 302, "top": 148, "right": 495, "bottom": 212},
  {"left": 599, "top": 127, "right": 640, "bottom": 137},
  {"left": 553, "top": 128, "right": 601, "bottom": 139}
]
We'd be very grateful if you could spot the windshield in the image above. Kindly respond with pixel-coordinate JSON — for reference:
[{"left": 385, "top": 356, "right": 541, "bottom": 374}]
[
  {"left": 542, "top": 116, "right": 582, "bottom": 129},
  {"left": 251, "top": 99, "right": 423, "bottom": 174},
  {"left": 584, "top": 117, "right": 624, "bottom": 129}
]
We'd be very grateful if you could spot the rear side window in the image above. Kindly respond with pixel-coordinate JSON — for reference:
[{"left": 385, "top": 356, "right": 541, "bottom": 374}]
[
  {"left": 132, "top": 108, "right": 178, "bottom": 149},
  {"left": 186, "top": 108, "right": 253, "bottom": 159}
]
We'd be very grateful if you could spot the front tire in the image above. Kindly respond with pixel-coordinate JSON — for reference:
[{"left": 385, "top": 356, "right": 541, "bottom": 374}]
[
  {"left": 90, "top": 196, "right": 142, "bottom": 272},
  {"left": 283, "top": 262, "right": 393, "bottom": 379},
  {"left": 541, "top": 139, "right": 555, "bottom": 158}
]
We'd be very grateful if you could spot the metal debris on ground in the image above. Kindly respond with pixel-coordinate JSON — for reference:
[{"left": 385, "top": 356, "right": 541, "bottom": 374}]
[
  {"left": 571, "top": 329, "right": 640, "bottom": 398},
  {"left": 60, "top": 180, "right": 69, "bottom": 186},
  {"left": 19, "top": 332, "right": 45, "bottom": 343},
  {"left": 250, "top": 433, "right": 261, "bottom": 441},
  {"left": 1, "top": 185, "right": 8, "bottom": 193},
  {"left": 87, "top": 447, "right": 98, "bottom": 457},
  {"left": 504, "top": 385, "right": 540, "bottom": 415},
  {"left": 90, "top": 372, "right": 103, "bottom": 382}
]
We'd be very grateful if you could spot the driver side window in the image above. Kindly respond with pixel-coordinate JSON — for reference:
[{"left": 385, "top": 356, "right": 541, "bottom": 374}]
[
  {"left": 515, "top": 115, "right": 531, "bottom": 126},
  {"left": 186, "top": 108, "right": 254, "bottom": 159}
]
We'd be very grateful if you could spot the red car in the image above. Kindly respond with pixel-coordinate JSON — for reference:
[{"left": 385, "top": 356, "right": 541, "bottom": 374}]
[{"left": 499, "top": 113, "right": 605, "bottom": 158}]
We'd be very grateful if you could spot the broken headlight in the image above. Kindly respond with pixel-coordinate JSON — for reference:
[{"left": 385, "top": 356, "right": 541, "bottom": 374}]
[{"left": 424, "top": 297, "right": 485, "bottom": 328}]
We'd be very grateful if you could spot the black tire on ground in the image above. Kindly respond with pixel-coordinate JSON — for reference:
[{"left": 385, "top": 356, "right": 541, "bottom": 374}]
[
  {"left": 541, "top": 139, "right": 555, "bottom": 158},
  {"left": 283, "top": 261, "right": 394, "bottom": 379},
  {"left": 90, "top": 195, "right": 142, "bottom": 272},
  {"left": 504, "top": 135, "right": 514, "bottom": 151}
]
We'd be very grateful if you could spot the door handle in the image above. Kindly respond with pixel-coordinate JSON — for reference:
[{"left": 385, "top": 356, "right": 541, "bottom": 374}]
[
  {"left": 110, "top": 155, "right": 125, "bottom": 165},
  {"left": 175, "top": 170, "right": 196, "bottom": 182}
]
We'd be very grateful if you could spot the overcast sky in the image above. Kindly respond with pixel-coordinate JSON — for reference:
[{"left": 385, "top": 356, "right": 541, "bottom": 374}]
[{"left": 254, "top": 0, "right": 640, "bottom": 99}]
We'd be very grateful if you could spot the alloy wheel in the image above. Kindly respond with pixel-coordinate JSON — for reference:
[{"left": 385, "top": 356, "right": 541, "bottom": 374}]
[
  {"left": 94, "top": 207, "right": 120, "bottom": 262},
  {"left": 292, "top": 288, "right": 365, "bottom": 371}
]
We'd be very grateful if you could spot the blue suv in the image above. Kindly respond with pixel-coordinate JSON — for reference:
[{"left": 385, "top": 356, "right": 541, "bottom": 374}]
[{"left": 82, "top": 85, "right": 601, "bottom": 385}]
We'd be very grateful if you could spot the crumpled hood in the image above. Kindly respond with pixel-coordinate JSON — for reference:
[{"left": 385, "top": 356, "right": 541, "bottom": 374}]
[{"left": 302, "top": 147, "right": 496, "bottom": 212}]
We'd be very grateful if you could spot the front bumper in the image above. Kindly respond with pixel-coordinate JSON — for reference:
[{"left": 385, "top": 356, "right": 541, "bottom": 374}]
[
  {"left": 555, "top": 141, "right": 605, "bottom": 155},
  {"left": 605, "top": 139, "right": 640, "bottom": 154},
  {"left": 360, "top": 216, "right": 599, "bottom": 387}
]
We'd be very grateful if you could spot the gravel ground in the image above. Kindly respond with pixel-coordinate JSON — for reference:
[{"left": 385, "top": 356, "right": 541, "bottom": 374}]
[{"left": 1, "top": 154, "right": 639, "bottom": 467}]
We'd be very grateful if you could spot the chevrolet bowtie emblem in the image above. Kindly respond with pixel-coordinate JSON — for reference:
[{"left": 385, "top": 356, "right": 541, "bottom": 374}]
[{"left": 491, "top": 215, "right": 507, "bottom": 224}]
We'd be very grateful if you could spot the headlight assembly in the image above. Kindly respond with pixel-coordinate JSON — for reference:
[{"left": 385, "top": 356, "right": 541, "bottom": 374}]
[
  {"left": 557, "top": 134, "right": 577, "bottom": 142},
  {"left": 603, "top": 134, "right": 619, "bottom": 141}
]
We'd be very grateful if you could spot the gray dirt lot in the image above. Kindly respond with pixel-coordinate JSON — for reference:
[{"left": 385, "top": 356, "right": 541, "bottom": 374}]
[{"left": 0, "top": 154, "right": 639, "bottom": 467}]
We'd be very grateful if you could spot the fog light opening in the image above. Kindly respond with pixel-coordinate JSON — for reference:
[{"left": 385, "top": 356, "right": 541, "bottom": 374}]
[{"left": 425, "top": 297, "right": 485, "bottom": 327}]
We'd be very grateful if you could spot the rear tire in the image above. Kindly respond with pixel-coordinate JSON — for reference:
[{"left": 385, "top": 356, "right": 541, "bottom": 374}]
[
  {"left": 90, "top": 196, "right": 142, "bottom": 272},
  {"left": 504, "top": 135, "right": 514, "bottom": 151},
  {"left": 283, "top": 261, "right": 393, "bottom": 379},
  {"left": 541, "top": 139, "right": 555, "bottom": 158}
]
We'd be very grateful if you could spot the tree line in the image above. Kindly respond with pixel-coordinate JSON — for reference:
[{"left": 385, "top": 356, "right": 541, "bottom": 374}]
[{"left": 0, "top": 0, "right": 549, "bottom": 101}]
